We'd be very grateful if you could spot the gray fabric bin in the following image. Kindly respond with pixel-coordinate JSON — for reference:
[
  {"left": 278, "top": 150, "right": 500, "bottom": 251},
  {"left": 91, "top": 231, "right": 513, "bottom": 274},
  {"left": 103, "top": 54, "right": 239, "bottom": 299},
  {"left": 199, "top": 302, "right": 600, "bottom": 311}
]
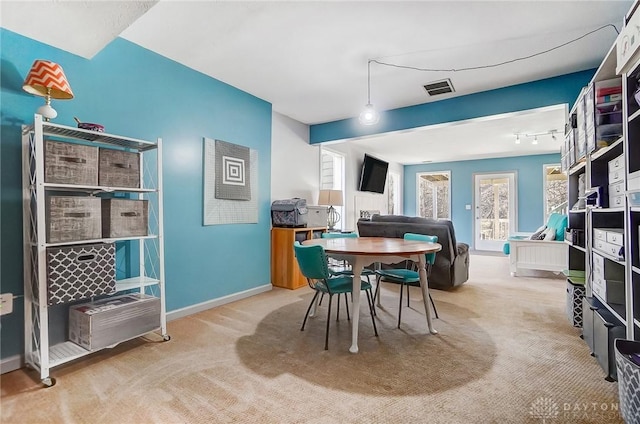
[
  {"left": 46, "top": 196, "right": 102, "bottom": 243},
  {"left": 44, "top": 140, "right": 98, "bottom": 186},
  {"left": 99, "top": 148, "right": 140, "bottom": 188},
  {"left": 46, "top": 243, "right": 116, "bottom": 305},
  {"left": 102, "top": 198, "right": 148, "bottom": 238},
  {"left": 615, "top": 339, "right": 640, "bottom": 424}
]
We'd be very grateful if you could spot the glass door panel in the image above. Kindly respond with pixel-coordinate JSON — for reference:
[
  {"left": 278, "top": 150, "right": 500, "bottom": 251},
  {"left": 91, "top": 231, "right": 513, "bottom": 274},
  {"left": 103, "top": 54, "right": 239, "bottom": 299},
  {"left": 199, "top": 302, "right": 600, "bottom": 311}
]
[{"left": 474, "top": 172, "right": 516, "bottom": 251}]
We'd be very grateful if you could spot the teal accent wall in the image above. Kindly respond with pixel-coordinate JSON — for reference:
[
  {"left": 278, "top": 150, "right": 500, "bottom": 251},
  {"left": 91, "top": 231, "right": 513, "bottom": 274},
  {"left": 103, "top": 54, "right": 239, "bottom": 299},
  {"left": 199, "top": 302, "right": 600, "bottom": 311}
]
[
  {"left": 0, "top": 29, "right": 272, "bottom": 359},
  {"left": 404, "top": 154, "right": 561, "bottom": 246},
  {"left": 310, "top": 69, "right": 594, "bottom": 144}
]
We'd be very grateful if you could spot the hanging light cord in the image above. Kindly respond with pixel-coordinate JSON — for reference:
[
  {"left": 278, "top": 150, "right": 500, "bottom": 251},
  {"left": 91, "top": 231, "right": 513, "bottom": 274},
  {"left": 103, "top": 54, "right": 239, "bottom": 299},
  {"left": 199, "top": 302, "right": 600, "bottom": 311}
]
[
  {"left": 367, "top": 60, "right": 372, "bottom": 104},
  {"left": 369, "top": 24, "right": 619, "bottom": 73}
]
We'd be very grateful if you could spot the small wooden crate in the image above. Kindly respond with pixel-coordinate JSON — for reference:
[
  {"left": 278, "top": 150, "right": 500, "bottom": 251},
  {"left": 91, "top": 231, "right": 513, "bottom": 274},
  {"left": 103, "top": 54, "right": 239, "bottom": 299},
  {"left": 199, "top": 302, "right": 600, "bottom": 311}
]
[
  {"left": 47, "top": 196, "right": 102, "bottom": 243},
  {"left": 99, "top": 149, "right": 140, "bottom": 188},
  {"left": 102, "top": 198, "right": 148, "bottom": 238},
  {"left": 45, "top": 140, "right": 98, "bottom": 186}
]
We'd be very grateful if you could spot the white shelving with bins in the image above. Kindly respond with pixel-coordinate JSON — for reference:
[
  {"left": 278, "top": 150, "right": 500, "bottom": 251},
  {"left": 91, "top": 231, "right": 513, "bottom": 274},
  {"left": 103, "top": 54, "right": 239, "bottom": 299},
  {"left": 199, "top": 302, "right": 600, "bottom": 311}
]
[{"left": 21, "top": 114, "right": 169, "bottom": 387}]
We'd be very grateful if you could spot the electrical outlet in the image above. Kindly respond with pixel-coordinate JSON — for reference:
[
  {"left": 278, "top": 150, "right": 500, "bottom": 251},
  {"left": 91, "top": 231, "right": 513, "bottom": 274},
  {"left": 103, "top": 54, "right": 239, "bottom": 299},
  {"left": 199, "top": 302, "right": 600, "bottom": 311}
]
[{"left": 0, "top": 293, "right": 13, "bottom": 316}]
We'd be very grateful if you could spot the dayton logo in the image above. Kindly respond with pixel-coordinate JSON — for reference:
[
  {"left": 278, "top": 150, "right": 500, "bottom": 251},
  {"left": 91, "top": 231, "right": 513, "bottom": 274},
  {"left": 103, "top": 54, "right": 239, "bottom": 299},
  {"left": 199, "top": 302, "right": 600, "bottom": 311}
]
[{"left": 530, "top": 397, "right": 559, "bottom": 423}]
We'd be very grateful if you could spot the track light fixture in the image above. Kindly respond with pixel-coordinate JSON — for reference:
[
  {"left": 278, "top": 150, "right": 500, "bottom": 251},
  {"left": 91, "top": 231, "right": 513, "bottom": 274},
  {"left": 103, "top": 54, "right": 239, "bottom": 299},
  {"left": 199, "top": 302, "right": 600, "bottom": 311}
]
[
  {"left": 359, "top": 60, "right": 380, "bottom": 125},
  {"left": 514, "top": 129, "right": 558, "bottom": 145}
]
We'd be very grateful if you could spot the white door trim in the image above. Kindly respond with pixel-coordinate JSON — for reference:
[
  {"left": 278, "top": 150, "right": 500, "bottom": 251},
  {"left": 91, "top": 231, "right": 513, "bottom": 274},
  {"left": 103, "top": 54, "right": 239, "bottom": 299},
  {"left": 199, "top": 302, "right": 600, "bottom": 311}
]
[{"left": 473, "top": 171, "right": 518, "bottom": 251}]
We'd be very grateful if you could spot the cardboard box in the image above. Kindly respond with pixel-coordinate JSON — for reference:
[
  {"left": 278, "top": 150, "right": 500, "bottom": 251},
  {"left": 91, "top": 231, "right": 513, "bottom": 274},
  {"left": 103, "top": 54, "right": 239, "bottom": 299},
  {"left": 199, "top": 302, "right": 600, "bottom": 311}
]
[{"left": 69, "top": 293, "right": 160, "bottom": 350}]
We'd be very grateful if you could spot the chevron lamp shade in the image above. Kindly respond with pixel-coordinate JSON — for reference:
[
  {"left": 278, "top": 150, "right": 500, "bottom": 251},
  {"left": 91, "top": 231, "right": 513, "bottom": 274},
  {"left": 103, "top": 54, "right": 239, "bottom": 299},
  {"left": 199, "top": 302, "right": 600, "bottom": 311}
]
[
  {"left": 23, "top": 60, "right": 74, "bottom": 99},
  {"left": 23, "top": 60, "right": 74, "bottom": 121}
]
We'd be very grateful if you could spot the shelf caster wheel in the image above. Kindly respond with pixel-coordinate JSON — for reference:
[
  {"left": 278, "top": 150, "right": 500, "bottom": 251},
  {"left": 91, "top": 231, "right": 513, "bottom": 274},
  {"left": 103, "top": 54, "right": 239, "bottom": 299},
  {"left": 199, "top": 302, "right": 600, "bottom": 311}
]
[
  {"left": 42, "top": 377, "right": 56, "bottom": 388},
  {"left": 163, "top": 335, "right": 171, "bottom": 342}
]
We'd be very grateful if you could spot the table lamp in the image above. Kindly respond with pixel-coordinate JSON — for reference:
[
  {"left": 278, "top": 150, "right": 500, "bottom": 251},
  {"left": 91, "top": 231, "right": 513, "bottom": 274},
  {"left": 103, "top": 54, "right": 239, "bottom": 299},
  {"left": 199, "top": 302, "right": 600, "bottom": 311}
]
[
  {"left": 318, "top": 189, "right": 343, "bottom": 230},
  {"left": 22, "top": 60, "right": 74, "bottom": 121}
]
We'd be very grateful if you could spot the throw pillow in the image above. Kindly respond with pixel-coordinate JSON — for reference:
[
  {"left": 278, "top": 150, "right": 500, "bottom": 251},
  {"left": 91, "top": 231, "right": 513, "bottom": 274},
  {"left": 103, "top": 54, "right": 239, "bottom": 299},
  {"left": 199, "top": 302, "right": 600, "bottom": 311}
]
[
  {"left": 542, "top": 227, "right": 556, "bottom": 241},
  {"left": 530, "top": 226, "right": 547, "bottom": 240}
]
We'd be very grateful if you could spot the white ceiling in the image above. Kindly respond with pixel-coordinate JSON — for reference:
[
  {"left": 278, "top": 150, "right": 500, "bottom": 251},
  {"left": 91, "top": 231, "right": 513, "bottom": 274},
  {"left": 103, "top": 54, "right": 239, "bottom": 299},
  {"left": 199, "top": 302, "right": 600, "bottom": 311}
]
[
  {"left": 1, "top": 0, "right": 632, "bottom": 164},
  {"left": 345, "top": 104, "right": 567, "bottom": 164}
]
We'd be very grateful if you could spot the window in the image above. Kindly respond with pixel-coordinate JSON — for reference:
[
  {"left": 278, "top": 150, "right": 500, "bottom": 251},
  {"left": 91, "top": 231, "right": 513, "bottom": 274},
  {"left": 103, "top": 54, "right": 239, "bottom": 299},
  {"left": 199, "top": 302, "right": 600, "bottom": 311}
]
[
  {"left": 417, "top": 171, "right": 450, "bottom": 219},
  {"left": 387, "top": 172, "right": 400, "bottom": 215},
  {"left": 320, "top": 148, "right": 345, "bottom": 229},
  {"left": 543, "top": 164, "right": 568, "bottom": 220}
]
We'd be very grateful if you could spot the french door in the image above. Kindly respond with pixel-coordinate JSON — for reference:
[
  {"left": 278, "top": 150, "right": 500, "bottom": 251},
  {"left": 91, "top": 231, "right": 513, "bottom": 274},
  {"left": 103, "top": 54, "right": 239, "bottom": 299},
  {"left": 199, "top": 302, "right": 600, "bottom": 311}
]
[{"left": 474, "top": 172, "right": 516, "bottom": 251}]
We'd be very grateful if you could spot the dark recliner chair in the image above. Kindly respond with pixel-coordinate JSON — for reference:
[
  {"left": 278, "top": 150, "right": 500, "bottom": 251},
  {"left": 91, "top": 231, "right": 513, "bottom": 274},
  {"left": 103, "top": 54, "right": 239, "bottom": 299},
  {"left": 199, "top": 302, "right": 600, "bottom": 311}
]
[{"left": 357, "top": 215, "right": 470, "bottom": 290}]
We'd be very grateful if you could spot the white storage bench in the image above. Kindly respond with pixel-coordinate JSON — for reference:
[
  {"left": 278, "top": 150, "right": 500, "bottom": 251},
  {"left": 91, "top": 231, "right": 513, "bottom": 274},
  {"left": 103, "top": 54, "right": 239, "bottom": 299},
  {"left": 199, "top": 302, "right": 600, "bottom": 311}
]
[{"left": 507, "top": 236, "right": 568, "bottom": 276}]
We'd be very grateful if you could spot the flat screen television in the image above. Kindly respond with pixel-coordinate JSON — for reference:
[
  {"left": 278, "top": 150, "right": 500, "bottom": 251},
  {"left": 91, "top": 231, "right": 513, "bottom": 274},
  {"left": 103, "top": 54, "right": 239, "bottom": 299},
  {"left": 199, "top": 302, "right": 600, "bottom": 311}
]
[{"left": 358, "top": 154, "right": 388, "bottom": 194}]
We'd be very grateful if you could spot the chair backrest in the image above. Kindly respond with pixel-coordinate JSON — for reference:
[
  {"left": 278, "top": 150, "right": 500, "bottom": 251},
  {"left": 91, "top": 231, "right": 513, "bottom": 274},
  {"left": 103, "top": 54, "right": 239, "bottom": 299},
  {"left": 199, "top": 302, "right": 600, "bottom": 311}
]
[
  {"left": 321, "top": 232, "right": 358, "bottom": 239},
  {"left": 403, "top": 232, "right": 438, "bottom": 265},
  {"left": 293, "top": 242, "right": 331, "bottom": 281}
]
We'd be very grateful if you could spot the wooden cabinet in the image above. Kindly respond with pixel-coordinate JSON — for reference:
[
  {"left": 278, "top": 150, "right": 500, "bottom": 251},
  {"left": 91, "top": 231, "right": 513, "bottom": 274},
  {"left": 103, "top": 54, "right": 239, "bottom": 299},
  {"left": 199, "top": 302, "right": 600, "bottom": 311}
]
[{"left": 271, "top": 227, "right": 326, "bottom": 289}]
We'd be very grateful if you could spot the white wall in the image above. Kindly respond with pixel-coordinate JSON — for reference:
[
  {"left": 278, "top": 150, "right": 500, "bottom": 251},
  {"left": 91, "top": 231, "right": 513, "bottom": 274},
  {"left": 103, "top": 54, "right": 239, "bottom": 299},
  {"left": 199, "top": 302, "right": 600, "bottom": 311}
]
[
  {"left": 324, "top": 142, "right": 403, "bottom": 231},
  {"left": 270, "top": 112, "right": 403, "bottom": 230},
  {"left": 271, "top": 112, "right": 320, "bottom": 202}
]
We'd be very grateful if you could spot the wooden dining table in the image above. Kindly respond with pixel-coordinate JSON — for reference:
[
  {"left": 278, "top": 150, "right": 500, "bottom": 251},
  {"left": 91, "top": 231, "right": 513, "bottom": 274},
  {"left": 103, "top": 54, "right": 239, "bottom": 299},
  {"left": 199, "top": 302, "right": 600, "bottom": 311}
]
[{"left": 302, "top": 236, "right": 442, "bottom": 353}]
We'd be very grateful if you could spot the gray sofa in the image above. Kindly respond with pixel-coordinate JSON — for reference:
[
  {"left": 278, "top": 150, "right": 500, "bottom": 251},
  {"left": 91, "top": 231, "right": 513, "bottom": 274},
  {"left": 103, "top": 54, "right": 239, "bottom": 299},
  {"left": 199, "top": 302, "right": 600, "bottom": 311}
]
[{"left": 357, "top": 215, "right": 470, "bottom": 290}]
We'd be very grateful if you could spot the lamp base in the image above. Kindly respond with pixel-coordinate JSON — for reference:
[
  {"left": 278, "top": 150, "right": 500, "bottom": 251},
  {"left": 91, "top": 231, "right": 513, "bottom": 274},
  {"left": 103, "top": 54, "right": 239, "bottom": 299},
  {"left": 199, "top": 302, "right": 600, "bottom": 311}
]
[
  {"left": 36, "top": 103, "right": 57, "bottom": 122},
  {"left": 327, "top": 206, "right": 341, "bottom": 231}
]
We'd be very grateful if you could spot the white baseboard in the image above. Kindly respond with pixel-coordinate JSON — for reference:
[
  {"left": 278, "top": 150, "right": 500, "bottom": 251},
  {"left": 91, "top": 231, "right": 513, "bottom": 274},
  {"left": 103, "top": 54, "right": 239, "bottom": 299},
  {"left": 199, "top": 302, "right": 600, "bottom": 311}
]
[
  {"left": 166, "top": 284, "right": 272, "bottom": 321},
  {"left": 0, "top": 285, "right": 272, "bottom": 374},
  {"left": 1, "top": 354, "right": 23, "bottom": 374}
]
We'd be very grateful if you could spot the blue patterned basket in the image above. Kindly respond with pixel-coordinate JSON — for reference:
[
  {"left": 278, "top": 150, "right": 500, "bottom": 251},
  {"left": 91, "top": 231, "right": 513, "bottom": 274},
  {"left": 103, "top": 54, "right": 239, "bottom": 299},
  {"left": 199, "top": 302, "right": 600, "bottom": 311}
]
[{"left": 615, "top": 339, "right": 640, "bottom": 424}]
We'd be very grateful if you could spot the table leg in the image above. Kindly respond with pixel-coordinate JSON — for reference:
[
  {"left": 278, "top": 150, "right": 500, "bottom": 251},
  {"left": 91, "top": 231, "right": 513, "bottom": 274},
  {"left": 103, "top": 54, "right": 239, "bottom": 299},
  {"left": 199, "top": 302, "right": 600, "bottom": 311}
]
[
  {"left": 349, "top": 260, "right": 362, "bottom": 353},
  {"left": 417, "top": 255, "right": 438, "bottom": 335}
]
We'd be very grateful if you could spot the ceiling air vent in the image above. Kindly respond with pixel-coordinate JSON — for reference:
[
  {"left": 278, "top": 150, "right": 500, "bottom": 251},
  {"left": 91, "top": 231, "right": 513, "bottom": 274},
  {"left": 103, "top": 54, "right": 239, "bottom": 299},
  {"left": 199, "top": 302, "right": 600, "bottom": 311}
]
[{"left": 423, "top": 79, "right": 455, "bottom": 96}]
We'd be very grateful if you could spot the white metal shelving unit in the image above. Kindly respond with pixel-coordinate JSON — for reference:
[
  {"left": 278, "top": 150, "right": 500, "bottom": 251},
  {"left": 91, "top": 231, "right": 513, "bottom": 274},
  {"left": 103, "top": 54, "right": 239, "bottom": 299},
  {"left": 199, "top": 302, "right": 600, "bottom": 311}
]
[{"left": 22, "top": 114, "right": 169, "bottom": 387}]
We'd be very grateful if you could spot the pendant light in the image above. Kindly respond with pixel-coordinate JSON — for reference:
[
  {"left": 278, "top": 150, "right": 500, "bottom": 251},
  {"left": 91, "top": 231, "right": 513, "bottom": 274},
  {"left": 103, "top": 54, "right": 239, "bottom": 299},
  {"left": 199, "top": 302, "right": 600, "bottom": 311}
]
[{"left": 359, "top": 60, "right": 380, "bottom": 125}]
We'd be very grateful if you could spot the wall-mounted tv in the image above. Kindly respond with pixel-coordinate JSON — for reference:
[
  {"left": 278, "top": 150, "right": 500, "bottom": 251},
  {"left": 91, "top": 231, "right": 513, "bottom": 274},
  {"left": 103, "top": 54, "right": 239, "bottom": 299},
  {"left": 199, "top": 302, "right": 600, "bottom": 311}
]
[{"left": 358, "top": 154, "right": 388, "bottom": 194}]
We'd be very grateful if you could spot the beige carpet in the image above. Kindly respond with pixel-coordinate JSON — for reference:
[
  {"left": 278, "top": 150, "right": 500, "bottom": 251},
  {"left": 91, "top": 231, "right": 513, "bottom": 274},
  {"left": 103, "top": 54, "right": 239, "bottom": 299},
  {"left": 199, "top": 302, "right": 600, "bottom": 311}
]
[{"left": 0, "top": 254, "right": 623, "bottom": 423}]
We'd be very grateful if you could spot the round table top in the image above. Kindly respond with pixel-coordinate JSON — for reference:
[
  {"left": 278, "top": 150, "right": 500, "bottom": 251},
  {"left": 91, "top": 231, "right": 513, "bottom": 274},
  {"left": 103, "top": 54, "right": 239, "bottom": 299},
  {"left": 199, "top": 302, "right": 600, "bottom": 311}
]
[{"left": 302, "top": 236, "right": 442, "bottom": 256}]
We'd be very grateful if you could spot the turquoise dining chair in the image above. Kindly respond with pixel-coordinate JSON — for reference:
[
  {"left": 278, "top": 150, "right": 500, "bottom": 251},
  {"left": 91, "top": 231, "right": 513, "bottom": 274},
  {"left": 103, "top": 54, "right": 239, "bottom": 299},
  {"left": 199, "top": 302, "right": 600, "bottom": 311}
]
[
  {"left": 319, "top": 232, "right": 376, "bottom": 315},
  {"left": 374, "top": 233, "right": 439, "bottom": 328},
  {"left": 294, "top": 241, "right": 378, "bottom": 350}
]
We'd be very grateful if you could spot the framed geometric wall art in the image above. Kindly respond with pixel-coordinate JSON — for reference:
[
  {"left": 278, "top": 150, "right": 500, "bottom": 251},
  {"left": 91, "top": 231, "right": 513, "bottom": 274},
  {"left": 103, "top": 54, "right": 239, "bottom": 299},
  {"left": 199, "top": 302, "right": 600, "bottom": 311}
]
[{"left": 203, "top": 137, "right": 258, "bottom": 225}]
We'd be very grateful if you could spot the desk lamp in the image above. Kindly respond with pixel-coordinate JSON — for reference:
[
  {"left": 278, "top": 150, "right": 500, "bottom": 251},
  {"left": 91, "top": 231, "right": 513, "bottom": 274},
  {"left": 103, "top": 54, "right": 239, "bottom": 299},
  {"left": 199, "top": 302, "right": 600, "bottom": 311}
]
[{"left": 318, "top": 189, "right": 343, "bottom": 231}]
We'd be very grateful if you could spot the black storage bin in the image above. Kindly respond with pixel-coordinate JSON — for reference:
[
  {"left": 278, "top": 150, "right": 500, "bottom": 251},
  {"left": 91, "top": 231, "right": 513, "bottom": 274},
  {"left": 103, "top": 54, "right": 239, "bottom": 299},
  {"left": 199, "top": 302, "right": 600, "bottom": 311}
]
[
  {"left": 593, "top": 307, "right": 625, "bottom": 381},
  {"left": 614, "top": 339, "right": 640, "bottom": 424},
  {"left": 582, "top": 297, "right": 597, "bottom": 353}
]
